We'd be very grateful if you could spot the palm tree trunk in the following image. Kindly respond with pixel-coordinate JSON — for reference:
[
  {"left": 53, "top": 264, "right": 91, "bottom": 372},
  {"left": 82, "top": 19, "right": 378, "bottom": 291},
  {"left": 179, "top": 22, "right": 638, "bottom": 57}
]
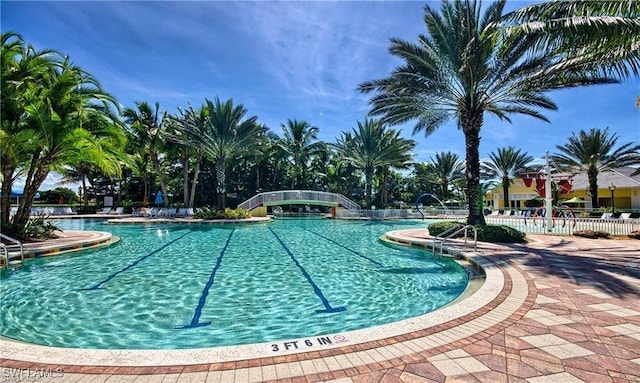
[
  {"left": 152, "top": 156, "right": 169, "bottom": 208},
  {"left": 82, "top": 174, "right": 89, "bottom": 208},
  {"left": 365, "top": 169, "right": 373, "bottom": 208},
  {"left": 14, "top": 157, "right": 52, "bottom": 227},
  {"left": 588, "top": 166, "right": 599, "bottom": 208},
  {"left": 0, "top": 161, "right": 15, "bottom": 224},
  {"left": 188, "top": 154, "right": 202, "bottom": 208},
  {"left": 462, "top": 112, "right": 487, "bottom": 226},
  {"left": 382, "top": 166, "right": 389, "bottom": 207},
  {"left": 502, "top": 176, "right": 510, "bottom": 210},
  {"left": 216, "top": 158, "right": 226, "bottom": 209},
  {"left": 182, "top": 154, "right": 189, "bottom": 206}
]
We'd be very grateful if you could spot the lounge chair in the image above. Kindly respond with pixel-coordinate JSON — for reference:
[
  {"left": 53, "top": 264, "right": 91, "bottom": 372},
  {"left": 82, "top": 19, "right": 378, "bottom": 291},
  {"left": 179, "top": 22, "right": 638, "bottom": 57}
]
[
  {"left": 490, "top": 210, "right": 500, "bottom": 216},
  {"left": 167, "top": 207, "right": 177, "bottom": 217},
  {"left": 63, "top": 207, "right": 77, "bottom": 215},
  {"left": 600, "top": 213, "right": 612, "bottom": 219},
  {"left": 156, "top": 208, "right": 169, "bottom": 218},
  {"left": 503, "top": 210, "right": 512, "bottom": 216},
  {"left": 101, "top": 207, "right": 112, "bottom": 214},
  {"left": 109, "top": 207, "right": 124, "bottom": 214},
  {"left": 619, "top": 212, "right": 631, "bottom": 220},
  {"left": 176, "top": 207, "right": 194, "bottom": 218},
  {"left": 144, "top": 207, "right": 158, "bottom": 218}
]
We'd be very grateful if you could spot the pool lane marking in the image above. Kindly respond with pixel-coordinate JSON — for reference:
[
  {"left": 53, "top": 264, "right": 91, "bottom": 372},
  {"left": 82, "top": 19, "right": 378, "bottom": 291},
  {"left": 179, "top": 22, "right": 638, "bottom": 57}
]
[
  {"left": 269, "top": 227, "right": 346, "bottom": 314},
  {"left": 176, "top": 228, "right": 235, "bottom": 329},
  {"left": 81, "top": 231, "right": 191, "bottom": 291},
  {"left": 305, "top": 229, "right": 384, "bottom": 268}
]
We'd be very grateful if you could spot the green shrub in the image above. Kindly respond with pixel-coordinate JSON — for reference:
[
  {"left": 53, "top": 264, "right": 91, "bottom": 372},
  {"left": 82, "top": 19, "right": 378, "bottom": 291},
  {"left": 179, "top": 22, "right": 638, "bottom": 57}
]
[
  {"left": 475, "top": 225, "right": 526, "bottom": 243},
  {"left": 427, "top": 221, "right": 526, "bottom": 243},
  {"left": 427, "top": 221, "right": 466, "bottom": 237},
  {"left": 1, "top": 213, "right": 61, "bottom": 242},
  {"left": 574, "top": 230, "right": 610, "bottom": 239},
  {"left": 194, "top": 207, "right": 251, "bottom": 220}
]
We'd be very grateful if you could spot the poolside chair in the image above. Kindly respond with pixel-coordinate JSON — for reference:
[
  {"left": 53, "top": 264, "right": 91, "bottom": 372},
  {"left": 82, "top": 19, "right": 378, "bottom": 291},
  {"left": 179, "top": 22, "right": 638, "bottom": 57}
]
[
  {"left": 490, "top": 210, "right": 500, "bottom": 216},
  {"left": 619, "top": 212, "right": 631, "bottom": 220},
  {"left": 156, "top": 208, "right": 169, "bottom": 218},
  {"left": 110, "top": 207, "right": 124, "bottom": 214},
  {"left": 62, "top": 207, "right": 77, "bottom": 215},
  {"left": 101, "top": 207, "right": 112, "bottom": 214},
  {"left": 503, "top": 210, "right": 512, "bottom": 216},
  {"left": 167, "top": 207, "right": 177, "bottom": 217},
  {"left": 600, "top": 213, "right": 612, "bottom": 219},
  {"left": 177, "top": 207, "right": 195, "bottom": 217},
  {"left": 144, "top": 207, "right": 158, "bottom": 218}
]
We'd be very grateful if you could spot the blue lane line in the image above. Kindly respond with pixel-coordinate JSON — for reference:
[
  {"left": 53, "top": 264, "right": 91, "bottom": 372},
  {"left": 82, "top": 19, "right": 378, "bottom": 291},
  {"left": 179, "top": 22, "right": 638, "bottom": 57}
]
[
  {"left": 81, "top": 231, "right": 191, "bottom": 290},
  {"left": 305, "top": 229, "right": 384, "bottom": 268},
  {"left": 176, "top": 228, "right": 235, "bottom": 329},
  {"left": 269, "top": 227, "right": 346, "bottom": 314}
]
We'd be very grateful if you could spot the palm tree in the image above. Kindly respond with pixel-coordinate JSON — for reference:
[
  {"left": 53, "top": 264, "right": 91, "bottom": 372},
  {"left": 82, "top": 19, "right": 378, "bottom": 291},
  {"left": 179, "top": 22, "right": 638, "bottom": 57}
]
[
  {"left": 358, "top": 0, "right": 615, "bottom": 225},
  {"left": 481, "top": 146, "right": 534, "bottom": 210},
  {"left": 123, "top": 102, "right": 169, "bottom": 207},
  {"left": 502, "top": 0, "right": 640, "bottom": 82},
  {"left": 1, "top": 32, "right": 60, "bottom": 224},
  {"left": 334, "top": 118, "right": 414, "bottom": 207},
  {"left": 165, "top": 103, "right": 210, "bottom": 208},
  {"left": 278, "top": 119, "right": 324, "bottom": 189},
  {"left": 426, "top": 151, "right": 465, "bottom": 201},
  {"left": 377, "top": 129, "right": 415, "bottom": 207},
  {"left": 172, "top": 97, "right": 265, "bottom": 209},
  {"left": 10, "top": 56, "right": 124, "bottom": 227},
  {"left": 552, "top": 127, "right": 640, "bottom": 208}
]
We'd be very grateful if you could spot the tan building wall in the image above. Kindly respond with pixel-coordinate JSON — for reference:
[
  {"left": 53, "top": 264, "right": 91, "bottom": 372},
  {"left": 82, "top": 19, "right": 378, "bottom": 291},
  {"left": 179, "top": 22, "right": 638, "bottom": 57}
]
[{"left": 485, "top": 174, "right": 640, "bottom": 211}]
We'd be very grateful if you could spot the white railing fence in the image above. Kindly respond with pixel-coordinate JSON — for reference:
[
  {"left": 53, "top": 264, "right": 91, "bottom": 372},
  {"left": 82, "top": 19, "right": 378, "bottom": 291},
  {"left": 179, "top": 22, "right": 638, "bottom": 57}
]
[
  {"left": 334, "top": 208, "right": 640, "bottom": 236},
  {"left": 335, "top": 208, "right": 468, "bottom": 219},
  {"left": 237, "top": 190, "right": 360, "bottom": 211},
  {"left": 485, "top": 216, "right": 640, "bottom": 236}
]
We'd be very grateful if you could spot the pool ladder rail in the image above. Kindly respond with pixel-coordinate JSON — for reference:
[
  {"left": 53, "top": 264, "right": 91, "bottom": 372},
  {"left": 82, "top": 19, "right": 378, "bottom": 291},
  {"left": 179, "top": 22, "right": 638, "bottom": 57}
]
[
  {"left": 432, "top": 224, "right": 477, "bottom": 257},
  {"left": 0, "top": 233, "right": 25, "bottom": 270}
]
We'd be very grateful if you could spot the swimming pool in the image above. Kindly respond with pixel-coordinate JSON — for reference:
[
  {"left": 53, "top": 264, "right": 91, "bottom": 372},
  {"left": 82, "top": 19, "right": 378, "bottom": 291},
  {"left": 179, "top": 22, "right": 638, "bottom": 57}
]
[{"left": 0, "top": 218, "right": 468, "bottom": 349}]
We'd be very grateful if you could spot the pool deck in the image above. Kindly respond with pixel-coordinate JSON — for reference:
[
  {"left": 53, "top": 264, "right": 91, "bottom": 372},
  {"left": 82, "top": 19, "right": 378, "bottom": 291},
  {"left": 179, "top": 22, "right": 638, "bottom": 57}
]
[{"left": 1, "top": 229, "right": 639, "bottom": 383}]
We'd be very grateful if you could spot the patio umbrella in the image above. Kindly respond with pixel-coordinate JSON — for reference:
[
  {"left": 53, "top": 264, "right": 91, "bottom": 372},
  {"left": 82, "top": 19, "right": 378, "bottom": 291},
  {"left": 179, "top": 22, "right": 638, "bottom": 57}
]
[{"left": 154, "top": 190, "right": 163, "bottom": 206}]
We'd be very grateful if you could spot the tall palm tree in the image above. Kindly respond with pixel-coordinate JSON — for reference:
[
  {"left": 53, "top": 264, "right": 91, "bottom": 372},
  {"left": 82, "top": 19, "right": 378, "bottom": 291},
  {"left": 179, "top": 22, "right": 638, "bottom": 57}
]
[
  {"left": 172, "top": 97, "right": 265, "bottom": 209},
  {"left": 10, "top": 56, "right": 124, "bottom": 227},
  {"left": 377, "top": 129, "right": 415, "bottom": 207},
  {"left": 165, "top": 103, "right": 210, "bottom": 208},
  {"left": 334, "top": 118, "right": 414, "bottom": 207},
  {"left": 358, "top": 0, "right": 615, "bottom": 225},
  {"left": 123, "top": 102, "right": 168, "bottom": 207},
  {"left": 481, "top": 146, "right": 534, "bottom": 210},
  {"left": 552, "top": 127, "right": 640, "bottom": 208},
  {"left": 502, "top": 0, "right": 640, "bottom": 82},
  {"left": 278, "top": 119, "right": 324, "bottom": 189},
  {"left": 426, "top": 151, "right": 466, "bottom": 201}
]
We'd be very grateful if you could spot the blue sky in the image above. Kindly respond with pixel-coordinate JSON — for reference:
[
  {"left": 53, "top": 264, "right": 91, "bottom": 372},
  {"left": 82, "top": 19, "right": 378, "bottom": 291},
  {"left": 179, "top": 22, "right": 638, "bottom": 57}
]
[{"left": 2, "top": 1, "right": 639, "bottom": 190}]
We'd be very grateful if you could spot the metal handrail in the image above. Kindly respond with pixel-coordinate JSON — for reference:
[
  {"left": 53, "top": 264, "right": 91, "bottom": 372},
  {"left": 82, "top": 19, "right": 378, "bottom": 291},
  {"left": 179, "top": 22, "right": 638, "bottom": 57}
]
[
  {"left": 432, "top": 224, "right": 478, "bottom": 257},
  {"left": 0, "top": 243, "right": 8, "bottom": 269},
  {"left": 238, "top": 190, "right": 361, "bottom": 211},
  {"left": 0, "top": 233, "right": 24, "bottom": 269}
]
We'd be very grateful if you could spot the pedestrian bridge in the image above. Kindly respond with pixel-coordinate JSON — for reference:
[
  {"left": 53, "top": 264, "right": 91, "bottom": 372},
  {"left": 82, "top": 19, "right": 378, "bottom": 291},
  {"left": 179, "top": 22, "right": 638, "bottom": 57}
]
[{"left": 237, "top": 190, "right": 360, "bottom": 216}]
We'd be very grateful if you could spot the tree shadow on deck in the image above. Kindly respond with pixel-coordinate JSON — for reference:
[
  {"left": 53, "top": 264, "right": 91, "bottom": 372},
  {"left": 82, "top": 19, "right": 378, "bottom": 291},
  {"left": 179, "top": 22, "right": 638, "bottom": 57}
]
[{"left": 490, "top": 238, "right": 640, "bottom": 299}]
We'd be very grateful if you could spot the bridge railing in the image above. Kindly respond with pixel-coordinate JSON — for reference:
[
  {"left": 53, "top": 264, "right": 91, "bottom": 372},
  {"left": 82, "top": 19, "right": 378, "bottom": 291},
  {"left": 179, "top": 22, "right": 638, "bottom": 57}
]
[{"left": 237, "top": 190, "right": 361, "bottom": 211}]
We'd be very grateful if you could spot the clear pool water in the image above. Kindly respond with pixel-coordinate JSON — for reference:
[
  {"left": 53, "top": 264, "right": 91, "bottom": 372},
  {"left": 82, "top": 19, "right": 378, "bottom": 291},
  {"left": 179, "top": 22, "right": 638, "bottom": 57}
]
[{"left": 0, "top": 218, "right": 468, "bottom": 349}]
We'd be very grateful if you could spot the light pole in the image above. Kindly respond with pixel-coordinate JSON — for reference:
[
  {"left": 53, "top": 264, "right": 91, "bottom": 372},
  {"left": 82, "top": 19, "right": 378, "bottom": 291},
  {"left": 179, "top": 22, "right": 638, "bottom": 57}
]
[{"left": 609, "top": 182, "right": 616, "bottom": 214}]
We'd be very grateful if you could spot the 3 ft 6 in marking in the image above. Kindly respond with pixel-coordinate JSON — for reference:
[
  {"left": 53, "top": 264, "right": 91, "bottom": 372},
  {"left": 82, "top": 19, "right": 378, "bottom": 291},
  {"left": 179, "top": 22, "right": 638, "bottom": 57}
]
[{"left": 271, "top": 335, "right": 345, "bottom": 352}]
